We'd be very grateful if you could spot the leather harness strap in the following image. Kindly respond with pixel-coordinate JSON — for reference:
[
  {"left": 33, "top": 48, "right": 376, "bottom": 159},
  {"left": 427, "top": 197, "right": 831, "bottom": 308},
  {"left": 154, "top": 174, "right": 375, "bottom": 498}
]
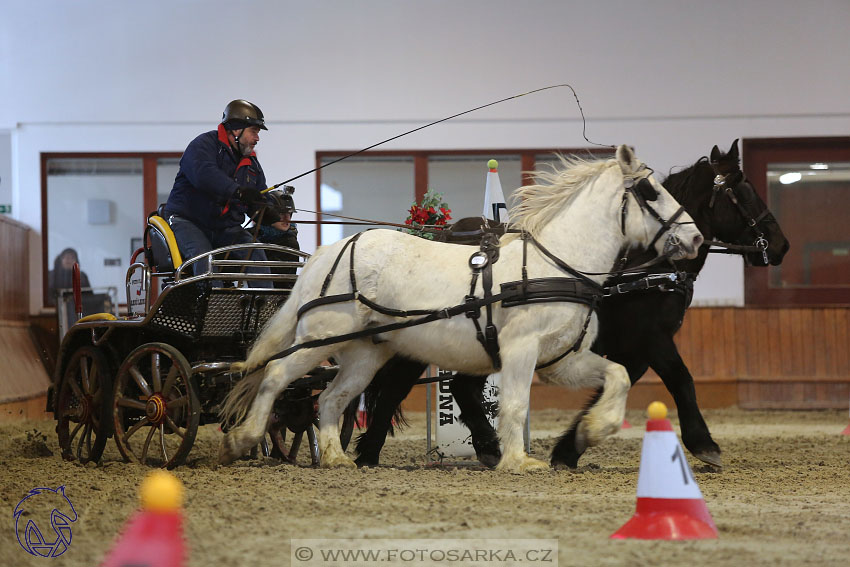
[{"left": 464, "top": 233, "right": 502, "bottom": 369}]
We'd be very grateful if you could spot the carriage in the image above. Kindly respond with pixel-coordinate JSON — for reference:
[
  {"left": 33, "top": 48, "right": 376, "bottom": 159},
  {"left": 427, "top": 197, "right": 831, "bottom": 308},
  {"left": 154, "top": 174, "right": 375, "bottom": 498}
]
[{"left": 48, "top": 209, "right": 354, "bottom": 469}]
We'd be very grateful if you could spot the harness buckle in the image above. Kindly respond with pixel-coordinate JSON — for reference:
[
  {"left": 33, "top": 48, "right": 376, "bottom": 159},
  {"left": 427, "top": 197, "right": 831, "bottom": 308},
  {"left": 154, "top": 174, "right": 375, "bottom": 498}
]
[{"left": 464, "top": 295, "right": 480, "bottom": 319}]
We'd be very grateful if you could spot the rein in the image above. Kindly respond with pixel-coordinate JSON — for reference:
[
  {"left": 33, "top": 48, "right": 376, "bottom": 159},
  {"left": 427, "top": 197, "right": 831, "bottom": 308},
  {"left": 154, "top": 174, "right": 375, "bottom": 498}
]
[{"left": 291, "top": 208, "right": 418, "bottom": 231}]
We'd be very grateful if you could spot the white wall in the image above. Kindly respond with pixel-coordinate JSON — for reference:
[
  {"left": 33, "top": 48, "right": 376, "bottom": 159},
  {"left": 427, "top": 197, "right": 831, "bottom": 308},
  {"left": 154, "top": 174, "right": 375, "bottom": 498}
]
[
  {"left": 0, "top": 132, "right": 10, "bottom": 212},
  {"left": 2, "top": 0, "right": 849, "bottom": 313}
]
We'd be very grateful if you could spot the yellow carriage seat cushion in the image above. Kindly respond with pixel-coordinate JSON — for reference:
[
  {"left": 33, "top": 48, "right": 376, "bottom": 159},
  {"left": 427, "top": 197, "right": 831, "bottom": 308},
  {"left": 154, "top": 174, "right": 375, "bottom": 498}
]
[
  {"left": 147, "top": 214, "right": 183, "bottom": 271},
  {"left": 77, "top": 312, "right": 118, "bottom": 323}
]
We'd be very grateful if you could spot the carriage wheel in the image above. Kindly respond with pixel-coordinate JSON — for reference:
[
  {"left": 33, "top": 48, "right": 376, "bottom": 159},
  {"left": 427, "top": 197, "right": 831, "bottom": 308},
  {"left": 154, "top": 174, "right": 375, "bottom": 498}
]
[
  {"left": 113, "top": 342, "right": 200, "bottom": 469},
  {"left": 264, "top": 396, "right": 359, "bottom": 464},
  {"left": 56, "top": 345, "right": 113, "bottom": 464}
]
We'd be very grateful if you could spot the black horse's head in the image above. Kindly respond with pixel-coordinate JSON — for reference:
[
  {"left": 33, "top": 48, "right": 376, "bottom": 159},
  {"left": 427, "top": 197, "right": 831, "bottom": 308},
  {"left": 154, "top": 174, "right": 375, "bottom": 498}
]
[
  {"left": 706, "top": 139, "right": 789, "bottom": 266},
  {"left": 665, "top": 140, "right": 789, "bottom": 267}
]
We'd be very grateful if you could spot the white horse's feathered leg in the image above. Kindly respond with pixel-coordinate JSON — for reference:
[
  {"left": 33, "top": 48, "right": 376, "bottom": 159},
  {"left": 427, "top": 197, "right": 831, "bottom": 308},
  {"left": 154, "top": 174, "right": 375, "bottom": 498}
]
[
  {"left": 495, "top": 344, "right": 547, "bottom": 473},
  {"left": 536, "top": 351, "right": 630, "bottom": 452},
  {"left": 317, "top": 342, "right": 393, "bottom": 468},
  {"left": 581, "top": 360, "right": 630, "bottom": 447}
]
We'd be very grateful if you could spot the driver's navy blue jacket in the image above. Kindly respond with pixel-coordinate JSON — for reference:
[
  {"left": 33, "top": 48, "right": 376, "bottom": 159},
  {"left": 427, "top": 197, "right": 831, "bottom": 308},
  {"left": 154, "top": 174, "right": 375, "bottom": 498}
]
[{"left": 164, "top": 124, "right": 267, "bottom": 231}]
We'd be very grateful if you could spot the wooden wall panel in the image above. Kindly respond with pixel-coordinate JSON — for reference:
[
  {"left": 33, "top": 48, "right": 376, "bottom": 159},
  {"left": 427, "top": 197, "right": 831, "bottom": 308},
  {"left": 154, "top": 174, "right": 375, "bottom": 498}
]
[
  {"left": 835, "top": 309, "right": 850, "bottom": 375},
  {"left": 0, "top": 217, "right": 52, "bottom": 416},
  {"left": 0, "top": 216, "right": 30, "bottom": 321},
  {"left": 0, "top": 321, "right": 51, "bottom": 404},
  {"left": 666, "top": 306, "right": 850, "bottom": 409}
]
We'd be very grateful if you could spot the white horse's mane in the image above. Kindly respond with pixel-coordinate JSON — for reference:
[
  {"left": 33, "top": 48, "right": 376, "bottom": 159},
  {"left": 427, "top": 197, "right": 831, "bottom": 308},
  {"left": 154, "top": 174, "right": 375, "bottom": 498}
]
[{"left": 509, "top": 154, "right": 643, "bottom": 238}]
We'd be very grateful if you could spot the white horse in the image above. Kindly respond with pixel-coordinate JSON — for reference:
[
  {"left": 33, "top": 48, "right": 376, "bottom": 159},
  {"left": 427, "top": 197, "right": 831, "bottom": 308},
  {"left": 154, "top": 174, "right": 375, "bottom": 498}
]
[{"left": 220, "top": 145, "right": 703, "bottom": 472}]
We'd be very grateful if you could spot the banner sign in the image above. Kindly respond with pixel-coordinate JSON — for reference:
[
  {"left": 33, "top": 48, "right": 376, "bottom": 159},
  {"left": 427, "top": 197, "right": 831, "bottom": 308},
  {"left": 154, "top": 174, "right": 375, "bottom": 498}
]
[{"left": 434, "top": 370, "right": 500, "bottom": 458}]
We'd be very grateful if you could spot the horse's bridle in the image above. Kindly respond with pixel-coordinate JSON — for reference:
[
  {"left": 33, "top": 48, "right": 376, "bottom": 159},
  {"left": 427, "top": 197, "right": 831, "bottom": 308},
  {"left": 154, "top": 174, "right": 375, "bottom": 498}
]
[
  {"left": 620, "top": 168, "right": 689, "bottom": 259},
  {"left": 706, "top": 165, "right": 773, "bottom": 264}
]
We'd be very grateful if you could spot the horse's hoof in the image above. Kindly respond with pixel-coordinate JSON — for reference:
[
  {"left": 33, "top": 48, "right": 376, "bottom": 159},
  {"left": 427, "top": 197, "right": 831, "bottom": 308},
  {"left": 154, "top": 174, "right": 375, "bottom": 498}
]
[
  {"left": 497, "top": 456, "right": 548, "bottom": 474},
  {"left": 218, "top": 439, "right": 238, "bottom": 466},
  {"left": 476, "top": 452, "right": 500, "bottom": 468},
  {"left": 355, "top": 455, "right": 379, "bottom": 468},
  {"left": 321, "top": 454, "right": 357, "bottom": 469},
  {"left": 520, "top": 457, "right": 549, "bottom": 473},
  {"left": 550, "top": 450, "right": 580, "bottom": 469},
  {"left": 693, "top": 450, "right": 722, "bottom": 469},
  {"left": 551, "top": 459, "right": 577, "bottom": 470}
]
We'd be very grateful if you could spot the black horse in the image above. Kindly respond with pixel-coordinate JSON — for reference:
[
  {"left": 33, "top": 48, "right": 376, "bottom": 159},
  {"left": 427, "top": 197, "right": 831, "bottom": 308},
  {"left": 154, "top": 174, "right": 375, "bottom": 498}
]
[{"left": 350, "top": 140, "right": 789, "bottom": 469}]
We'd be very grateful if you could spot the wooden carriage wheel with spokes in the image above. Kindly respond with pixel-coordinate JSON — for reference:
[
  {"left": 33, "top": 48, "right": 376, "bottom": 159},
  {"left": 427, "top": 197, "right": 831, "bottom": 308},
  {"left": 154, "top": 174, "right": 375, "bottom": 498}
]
[
  {"left": 261, "top": 375, "right": 358, "bottom": 465},
  {"left": 56, "top": 345, "right": 113, "bottom": 464},
  {"left": 112, "top": 342, "right": 200, "bottom": 469}
]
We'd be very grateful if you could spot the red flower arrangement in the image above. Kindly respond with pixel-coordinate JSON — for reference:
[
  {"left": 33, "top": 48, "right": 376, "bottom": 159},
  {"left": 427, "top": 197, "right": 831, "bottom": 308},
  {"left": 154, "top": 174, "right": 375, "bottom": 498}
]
[{"left": 403, "top": 189, "right": 452, "bottom": 240}]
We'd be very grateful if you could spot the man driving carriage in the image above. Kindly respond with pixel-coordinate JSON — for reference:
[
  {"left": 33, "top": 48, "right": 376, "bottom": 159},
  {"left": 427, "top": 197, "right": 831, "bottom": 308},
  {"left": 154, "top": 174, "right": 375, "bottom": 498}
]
[{"left": 162, "top": 98, "right": 282, "bottom": 285}]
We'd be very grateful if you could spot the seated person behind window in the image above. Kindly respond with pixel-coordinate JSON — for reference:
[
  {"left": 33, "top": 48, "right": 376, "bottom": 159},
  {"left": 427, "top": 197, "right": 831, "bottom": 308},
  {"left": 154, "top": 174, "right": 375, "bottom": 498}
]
[
  {"left": 47, "top": 248, "right": 91, "bottom": 306},
  {"left": 162, "top": 99, "right": 275, "bottom": 287},
  {"left": 256, "top": 186, "right": 300, "bottom": 290}
]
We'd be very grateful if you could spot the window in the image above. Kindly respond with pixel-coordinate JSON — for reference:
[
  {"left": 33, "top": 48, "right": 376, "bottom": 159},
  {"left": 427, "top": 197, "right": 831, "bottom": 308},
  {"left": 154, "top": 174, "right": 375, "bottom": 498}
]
[
  {"left": 743, "top": 137, "right": 850, "bottom": 305},
  {"left": 318, "top": 155, "right": 416, "bottom": 244},
  {"left": 316, "top": 148, "right": 611, "bottom": 245},
  {"left": 41, "top": 153, "right": 181, "bottom": 308}
]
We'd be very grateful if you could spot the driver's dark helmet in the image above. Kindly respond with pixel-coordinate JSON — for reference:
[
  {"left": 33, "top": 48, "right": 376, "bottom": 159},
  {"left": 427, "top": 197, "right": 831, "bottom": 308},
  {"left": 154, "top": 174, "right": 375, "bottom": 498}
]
[
  {"left": 222, "top": 99, "right": 268, "bottom": 131},
  {"left": 266, "top": 186, "right": 295, "bottom": 215}
]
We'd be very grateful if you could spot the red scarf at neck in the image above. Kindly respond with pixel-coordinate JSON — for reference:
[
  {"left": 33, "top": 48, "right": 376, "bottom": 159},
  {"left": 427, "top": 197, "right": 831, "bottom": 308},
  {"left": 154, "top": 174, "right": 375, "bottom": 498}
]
[
  {"left": 218, "top": 124, "right": 258, "bottom": 215},
  {"left": 218, "top": 124, "right": 255, "bottom": 170}
]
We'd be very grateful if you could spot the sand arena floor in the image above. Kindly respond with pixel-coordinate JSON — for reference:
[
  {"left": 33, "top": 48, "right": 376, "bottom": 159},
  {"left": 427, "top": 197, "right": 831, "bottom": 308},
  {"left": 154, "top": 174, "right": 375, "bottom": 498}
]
[{"left": 1, "top": 407, "right": 849, "bottom": 566}]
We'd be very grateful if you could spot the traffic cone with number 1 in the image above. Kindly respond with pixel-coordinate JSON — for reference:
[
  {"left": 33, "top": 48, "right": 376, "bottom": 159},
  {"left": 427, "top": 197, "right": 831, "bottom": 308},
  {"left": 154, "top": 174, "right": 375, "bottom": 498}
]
[{"left": 611, "top": 402, "right": 718, "bottom": 540}]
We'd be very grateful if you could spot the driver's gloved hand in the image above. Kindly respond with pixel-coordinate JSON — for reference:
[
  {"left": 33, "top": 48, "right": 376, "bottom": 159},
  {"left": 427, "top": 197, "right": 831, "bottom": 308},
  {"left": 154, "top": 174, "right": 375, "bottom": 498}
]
[{"left": 235, "top": 185, "right": 264, "bottom": 204}]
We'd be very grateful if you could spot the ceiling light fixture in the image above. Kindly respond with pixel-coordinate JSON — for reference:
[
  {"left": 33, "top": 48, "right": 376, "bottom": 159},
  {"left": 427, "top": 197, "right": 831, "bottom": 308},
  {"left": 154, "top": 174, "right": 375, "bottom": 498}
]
[{"left": 779, "top": 172, "right": 802, "bottom": 184}]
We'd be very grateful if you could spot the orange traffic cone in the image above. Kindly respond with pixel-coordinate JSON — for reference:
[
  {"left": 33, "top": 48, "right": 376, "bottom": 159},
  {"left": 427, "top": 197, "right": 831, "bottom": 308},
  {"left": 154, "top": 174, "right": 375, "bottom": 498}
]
[
  {"left": 611, "top": 402, "right": 718, "bottom": 540},
  {"left": 101, "top": 470, "right": 187, "bottom": 567}
]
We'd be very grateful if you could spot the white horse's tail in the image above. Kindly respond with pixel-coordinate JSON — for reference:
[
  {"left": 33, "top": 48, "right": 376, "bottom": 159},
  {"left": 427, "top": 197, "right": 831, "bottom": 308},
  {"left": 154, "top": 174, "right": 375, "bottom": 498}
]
[{"left": 221, "top": 285, "right": 301, "bottom": 425}]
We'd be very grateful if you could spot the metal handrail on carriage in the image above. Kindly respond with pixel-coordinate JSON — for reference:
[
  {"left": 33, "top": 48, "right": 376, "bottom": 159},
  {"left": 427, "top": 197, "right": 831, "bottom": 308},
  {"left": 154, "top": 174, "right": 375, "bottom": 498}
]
[{"left": 125, "top": 242, "right": 307, "bottom": 316}]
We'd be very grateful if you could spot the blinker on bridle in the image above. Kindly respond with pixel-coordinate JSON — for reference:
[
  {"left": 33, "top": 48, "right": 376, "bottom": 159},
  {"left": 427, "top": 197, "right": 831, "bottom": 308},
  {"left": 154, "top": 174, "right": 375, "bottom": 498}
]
[{"left": 620, "top": 169, "right": 688, "bottom": 255}]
